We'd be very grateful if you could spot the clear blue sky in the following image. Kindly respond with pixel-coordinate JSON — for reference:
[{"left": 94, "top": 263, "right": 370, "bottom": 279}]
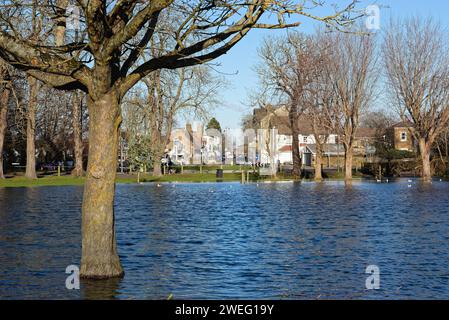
[{"left": 197, "top": 0, "right": 449, "bottom": 129}]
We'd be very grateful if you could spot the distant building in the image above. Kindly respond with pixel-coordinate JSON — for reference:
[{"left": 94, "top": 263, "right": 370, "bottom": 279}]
[
  {"left": 252, "top": 106, "right": 377, "bottom": 167},
  {"left": 389, "top": 121, "right": 415, "bottom": 152},
  {"left": 167, "top": 123, "right": 222, "bottom": 165}
]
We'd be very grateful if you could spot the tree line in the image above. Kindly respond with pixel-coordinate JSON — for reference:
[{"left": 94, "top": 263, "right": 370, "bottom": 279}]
[{"left": 253, "top": 18, "right": 449, "bottom": 183}]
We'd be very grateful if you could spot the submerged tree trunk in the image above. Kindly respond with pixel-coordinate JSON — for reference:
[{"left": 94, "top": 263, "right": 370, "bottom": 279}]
[
  {"left": 0, "top": 83, "right": 10, "bottom": 179},
  {"left": 419, "top": 138, "right": 432, "bottom": 183},
  {"left": 25, "top": 77, "right": 38, "bottom": 179},
  {"left": 80, "top": 92, "right": 124, "bottom": 279},
  {"left": 71, "top": 92, "right": 84, "bottom": 177},
  {"left": 344, "top": 144, "right": 353, "bottom": 182}
]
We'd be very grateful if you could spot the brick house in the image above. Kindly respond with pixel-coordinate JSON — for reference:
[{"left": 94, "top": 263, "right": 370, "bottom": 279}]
[{"left": 390, "top": 121, "right": 415, "bottom": 152}]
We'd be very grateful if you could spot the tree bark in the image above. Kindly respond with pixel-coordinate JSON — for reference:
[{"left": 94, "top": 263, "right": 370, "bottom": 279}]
[
  {"left": 315, "top": 151, "right": 323, "bottom": 182},
  {"left": 150, "top": 135, "right": 164, "bottom": 177},
  {"left": 344, "top": 145, "right": 353, "bottom": 182},
  {"left": 0, "top": 83, "right": 10, "bottom": 179},
  {"left": 71, "top": 92, "right": 84, "bottom": 177},
  {"left": 291, "top": 131, "right": 301, "bottom": 178},
  {"left": 419, "top": 138, "right": 432, "bottom": 182},
  {"left": 25, "top": 77, "right": 38, "bottom": 179},
  {"left": 290, "top": 105, "right": 301, "bottom": 179},
  {"left": 80, "top": 92, "right": 124, "bottom": 279},
  {"left": 152, "top": 158, "right": 162, "bottom": 177}
]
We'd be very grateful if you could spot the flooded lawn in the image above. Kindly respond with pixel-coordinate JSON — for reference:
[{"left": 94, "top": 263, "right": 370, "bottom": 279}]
[{"left": 1, "top": 179, "right": 449, "bottom": 299}]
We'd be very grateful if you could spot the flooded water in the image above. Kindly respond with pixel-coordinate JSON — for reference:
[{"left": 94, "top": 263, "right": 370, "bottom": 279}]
[{"left": 1, "top": 179, "right": 449, "bottom": 299}]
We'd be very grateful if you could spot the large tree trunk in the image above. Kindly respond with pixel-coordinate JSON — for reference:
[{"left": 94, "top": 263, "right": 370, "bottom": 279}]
[
  {"left": 290, "top": 105, "right": 301, "bottom": 178},
  {"left": 315, "top": 150, "right": 323, "bottom": 182},
  {"left": 419, "top": 138, "right": 432, "bottom": 183},
  {"left": 291, "top": 130, "right": 301, "bottom": 178},
  {"left": 71, "top": 92, "right": 84, "bottom": 177},
  {"left": 344, "top": 144, "right": 353, "bottom": 182},
  {"left": 151, "top": 138, "right": 164, "bottom": 177},
  {"left": 152, "top": 158, "right": 162, "bottom": 177},
  {"left": 80, "top": 92, "right": 124, "bottom": 279},
  {"left": 25, "top": 77, "right": 38, "bottom": 179},
  {"left": 0, "top": 83, "right": 10, "bottom": 179}
]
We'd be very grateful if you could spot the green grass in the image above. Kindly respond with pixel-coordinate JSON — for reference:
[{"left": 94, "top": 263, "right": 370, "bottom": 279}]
[
  {"left": 0, "top": 172, "right": 246, "bottom": 188},
  {"left": 0, "top": 170, "right": 369, "bottom": 188},
  {"left": 0, "top": 176, "right": 87, "bottom": 188}
]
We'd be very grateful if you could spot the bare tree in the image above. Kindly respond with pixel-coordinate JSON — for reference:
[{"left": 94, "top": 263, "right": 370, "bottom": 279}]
[
  {"left": 435, "top": 127, "right": 449, "bottom": 176},
  {"left": 145, "top": 67, "right": 219, "bottom": 176},
  {"left": 23, "top": 1, "right": 47, "bottom": 179},
  {"left": 0, "top": 60, "right": 11, "bottom": 178},
  {"left": 0, "top": 0, "right": 363, "bottom": 278},
  {"left": 256, "top": 33, "right": 322, "bottom": 178},
  {"left": 299, "top": 34, "right": 333, "bottom": 181},
  {"left": 322, "top": 30, "right": 377, "bottom": 182},
  {"left": 68, "top": 91, "right": 84, "bottom": 176},
  {"left": 53, "top": 0, "right": 85, "bottom": 177},
  {"left": 123, "top": 66, "right": 217, "bottom": 176},
  {"left": 307, "top": 77, "right": 334, "bottom": 181},
  {"left": 383, "top": 18, "right": 449, "bottom": 182}
]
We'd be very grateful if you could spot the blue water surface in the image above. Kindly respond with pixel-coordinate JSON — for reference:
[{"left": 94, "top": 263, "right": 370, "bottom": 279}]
[{"left": 1, "top": 179, "right": 449, "bottom": 299}]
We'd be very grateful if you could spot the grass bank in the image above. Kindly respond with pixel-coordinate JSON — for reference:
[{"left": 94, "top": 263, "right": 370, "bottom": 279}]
[
  {"left": 0, "top": 173, "right": 246, "bottom": 188},
  {"left": 0, "top": 169, "right": 371, "bottom": 188}
]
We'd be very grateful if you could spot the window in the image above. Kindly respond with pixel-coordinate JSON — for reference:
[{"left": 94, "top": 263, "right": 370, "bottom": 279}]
[
  {"left": 401, "top": 132, "right": 407, "bottom": 142},
  {"left": 303, "top": 136, "right": 308, "bottom": 143}
]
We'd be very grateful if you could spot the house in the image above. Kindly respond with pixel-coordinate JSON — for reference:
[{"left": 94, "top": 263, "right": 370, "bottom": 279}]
[
  {"left": 303, "top": 144, "right": 345, "bottom": 167},
  {"left": 168, "top": 125, "right": 195, "bottom": 164},
  {"left": 167, "top": 123, "right": 222, "bottom": 165},
  {"left": 252, "top": 106, "right": 377, "bottom": 167},
  {"left": 389, "top": 121, "right": 415, "bottom": 152}
]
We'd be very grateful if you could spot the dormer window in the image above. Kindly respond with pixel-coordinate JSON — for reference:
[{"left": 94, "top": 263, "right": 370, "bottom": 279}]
[
  {"left": 401, "top": 132, "right": 407, "bottom": 142},
  {"left": 303, "top": 136, "right": 308, "bottom": 143}
]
